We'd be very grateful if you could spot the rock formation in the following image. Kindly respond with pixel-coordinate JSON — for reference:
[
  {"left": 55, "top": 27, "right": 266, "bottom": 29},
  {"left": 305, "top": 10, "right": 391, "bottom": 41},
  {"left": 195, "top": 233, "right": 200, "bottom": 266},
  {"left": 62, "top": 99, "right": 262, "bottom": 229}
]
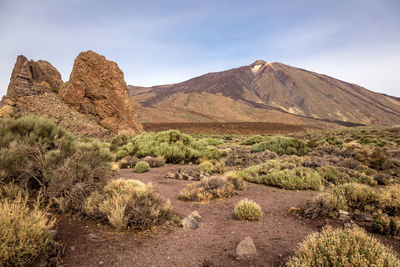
[
  {"left": 5, "top": 55, "right": 63, "bottom": 99},
  {"left": 59, "top": 50, "right": 143, "bottom": 134}
]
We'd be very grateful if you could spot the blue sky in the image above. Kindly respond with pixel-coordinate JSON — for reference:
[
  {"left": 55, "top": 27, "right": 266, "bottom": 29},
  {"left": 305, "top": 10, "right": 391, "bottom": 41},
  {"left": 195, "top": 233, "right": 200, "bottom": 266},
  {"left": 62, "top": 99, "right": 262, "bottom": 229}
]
[{"left": 1, "top": 0, "right": 399, "bottom": 97}]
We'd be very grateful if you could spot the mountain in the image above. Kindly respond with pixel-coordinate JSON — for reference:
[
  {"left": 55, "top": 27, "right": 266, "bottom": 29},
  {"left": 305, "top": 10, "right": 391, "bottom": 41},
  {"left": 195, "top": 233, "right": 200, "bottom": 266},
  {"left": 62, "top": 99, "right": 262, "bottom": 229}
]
[{"left": 129, "top": 60, "right": 400, "bottom": 126}]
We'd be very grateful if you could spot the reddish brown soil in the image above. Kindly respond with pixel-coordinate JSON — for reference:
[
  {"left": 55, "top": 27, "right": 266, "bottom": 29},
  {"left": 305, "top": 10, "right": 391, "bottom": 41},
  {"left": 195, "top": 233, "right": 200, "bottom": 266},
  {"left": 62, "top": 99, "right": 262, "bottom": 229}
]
[
  {"left": 56, "top": 165, "right": 400, "bottom": 266},
  {"left": 143, "top": 122, "right": 313, "bottom": 134},
  {"left": 57, "top": 165, "right": 323, "bottom": 266}
]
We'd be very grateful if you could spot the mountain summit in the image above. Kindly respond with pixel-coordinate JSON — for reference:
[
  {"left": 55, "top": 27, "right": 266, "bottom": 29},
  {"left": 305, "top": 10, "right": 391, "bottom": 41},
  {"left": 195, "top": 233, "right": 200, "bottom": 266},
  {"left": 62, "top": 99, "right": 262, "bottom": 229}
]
[{"left": 129, "top": 61, "right": 400, "bottom": 125}]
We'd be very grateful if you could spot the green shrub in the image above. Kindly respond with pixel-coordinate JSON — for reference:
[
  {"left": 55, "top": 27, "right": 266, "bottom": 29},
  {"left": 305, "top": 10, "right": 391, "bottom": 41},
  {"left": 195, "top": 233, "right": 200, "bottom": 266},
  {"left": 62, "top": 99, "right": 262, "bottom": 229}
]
[
  {"left": 84, "top": 179, "right": 172, "bottom": 231},
  {"left": 198, "top": 160, "right": 226, "bottom": 174},
  {"left": 110, "top": 134, "right": 129, "bottom": 151},
  {"left": 317, "top": 166, "right": 377, "bottom": 186},
  {"left": 115, "top": 130, "right": 221, "bottom": 163},
  {"left": 46, "top": 141, "right": 114, "bottom": 214},
  {"left": 241, "top": 135, "right": 265, "bottom": 145},
  {"left": 307, "top": 183, "right": 378, "bottom": 218},
  {"left": 233, "top": 159, "right": 322, "bottom": 191},
  {"left": 234, "top": 199, "right": 263, "bottom": 221},
  {"left": 287, "top": 227, "right": 400, "bottom": 266},
  {"left": 0, "top": 189, "right": 59, "bottom": 266},
  {"left": 226, "top": 171, "right": 246, "bottom": 190},
  {"left": 373, "top": 210, "right": 400, "bottom": 236},
  {"left": 377, "top": 184, "right": 400, "bottom": 216},
  {"left": 250, "top": 136, "right": 309, "bottom": 156},
  {"left": 178, "top": 177, "right": 235, "bottom": 202},
  {"left": 135, "top": 161, "right": 149, "bottom": 173}
]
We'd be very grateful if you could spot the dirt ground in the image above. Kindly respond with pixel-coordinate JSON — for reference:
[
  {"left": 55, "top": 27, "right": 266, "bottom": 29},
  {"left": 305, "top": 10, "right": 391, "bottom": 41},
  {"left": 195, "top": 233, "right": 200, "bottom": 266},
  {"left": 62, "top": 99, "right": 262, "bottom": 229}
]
[{"left": 57, "top": 165, "right": 324, "bottom": 267}]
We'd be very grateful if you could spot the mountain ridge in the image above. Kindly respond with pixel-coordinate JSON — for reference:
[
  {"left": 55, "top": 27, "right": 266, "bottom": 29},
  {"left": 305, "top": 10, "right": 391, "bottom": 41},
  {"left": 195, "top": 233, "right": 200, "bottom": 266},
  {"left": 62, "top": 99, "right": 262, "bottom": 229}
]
[{"left": 129, "top": 60, "right": 400, "bottom": 126}]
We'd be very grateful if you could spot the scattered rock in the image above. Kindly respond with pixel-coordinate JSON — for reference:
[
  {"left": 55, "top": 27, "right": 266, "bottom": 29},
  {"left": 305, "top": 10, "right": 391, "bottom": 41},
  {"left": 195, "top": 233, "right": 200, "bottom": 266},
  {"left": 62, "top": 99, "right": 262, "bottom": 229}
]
[
  {"left": 59, "top": 50, "right": 143, "bottom": 135},
  {"left": 338, "top": 210, "right": 351, "bottom": 221},
  {"left": 165, "top": 169, "right": 210, "bottom": 181},
  {"left": 353, "top": 210, "right": 374, "bottom": 222},
  {"left": 181, "top": 216, "right": 198, "bottom": 230},
  {"left": 236, "top": 236, "right": 257, "bottom": 257},
  {"left": 87, "top": 233, "right": 104, "bottom": 242},
  {"left": 189, "top": 211, "right": 202, "bottom": 222}
]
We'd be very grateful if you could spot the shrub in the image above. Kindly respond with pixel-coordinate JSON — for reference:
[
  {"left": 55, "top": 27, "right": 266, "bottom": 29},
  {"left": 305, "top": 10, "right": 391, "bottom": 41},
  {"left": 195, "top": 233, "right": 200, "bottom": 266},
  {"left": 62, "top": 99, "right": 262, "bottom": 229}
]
[
  {"left": 250, "top": 136, "right": 309, "bottom": 156},
  {"left": 0, "top": 190, "right": 58, "bottom": 266},
  {"left": 46, "top": 141, "right": 114, "bottom": 214},
  {"left": 198, "top": 160, "right": 226, "bottom": 174},
  {"left": 109, "top": 134, "right": 129, "bottom": 151},
  {"left": 233, "top": 160, "right": 322, "bottom": 191},
  {"left": 178, "top": 177, "right": 235, "bottom": 202},
  {"left": 135, "top": 161, "right": 149, "bottom": 173},
  {"left": 373, "top": 210, "right": 400, "bottom": 236},
  {"left": 119, "top": 156, "right": 140, "bottom": 169},
  {"left": 287, "top": 227, "right": 400, "bottom": 266},
  {"left": 305, "top": 183, "right": 378, "bottom": 218},
  {"left": 377, "top": 184, "right": 400, "bottom": 216},
  {"left": 115, "top": 130, "right": 221, "bottom": 163},
  {"left": 143, "top": 156, "right": 165, "bottom": 168},
  {"left": 241, "top": 135, "right": 265, "bottom": 145},
  {"left": 85, "top": 179, "right": 172, "bottom": 231},
  {"left": 234, "top": 199, "right": 263, "bottom": 221},
  {"left": 226, "top": 172, "right": 246, "bottom": 190},
  {"left": 317, "top": 166, "right": 377, "bottom": 186}
]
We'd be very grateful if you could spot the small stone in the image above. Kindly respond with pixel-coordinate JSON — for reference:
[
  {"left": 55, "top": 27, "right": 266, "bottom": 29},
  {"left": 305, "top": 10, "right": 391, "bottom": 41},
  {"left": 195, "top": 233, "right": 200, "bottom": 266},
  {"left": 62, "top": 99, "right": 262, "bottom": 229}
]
[
  {"left": 182, "top": 216, "right": 198, "bottom": 230},
  {"left": 189, "top": 211, "right": 202, "bottom": 222},
  {"left": 236, "top": 236, "right": 257, "bottom": 257},
  {"left": 353, "top": 212, "right": 374, "bottom": 222},
  {"left": 339, "top": 214, "right": 351, "bottom": 221},
  {"left": 339, "top": 210, "right": 349, "bottom": 215}
]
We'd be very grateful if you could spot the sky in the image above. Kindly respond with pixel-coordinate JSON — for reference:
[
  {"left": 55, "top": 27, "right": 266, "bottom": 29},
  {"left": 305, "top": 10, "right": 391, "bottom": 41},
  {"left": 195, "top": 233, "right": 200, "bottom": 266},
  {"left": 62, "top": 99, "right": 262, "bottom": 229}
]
[{"left": 1, "top": 0, "right": 399, "bottom": 97}]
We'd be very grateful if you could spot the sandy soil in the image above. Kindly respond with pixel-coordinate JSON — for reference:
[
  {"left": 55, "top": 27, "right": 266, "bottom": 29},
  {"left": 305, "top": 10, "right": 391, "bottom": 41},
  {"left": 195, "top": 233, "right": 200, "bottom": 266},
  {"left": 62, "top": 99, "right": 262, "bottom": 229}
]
[{"left": 56, "top": 165, "right": 326, "bottom": 266}]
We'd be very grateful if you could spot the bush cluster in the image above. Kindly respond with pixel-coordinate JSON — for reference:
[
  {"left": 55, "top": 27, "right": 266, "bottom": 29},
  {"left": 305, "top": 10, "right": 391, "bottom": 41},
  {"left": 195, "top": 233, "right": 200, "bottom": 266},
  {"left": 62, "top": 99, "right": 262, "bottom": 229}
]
[
  {"left": 250, "top": 136, "right": 310, "bottom": 156},
  {"left": 0, "top": 186, "right": 59, "bottom": 266},
  {"left": 178, "top": 177, "right": 235, "bottom": 202},
  {"left": 115, "top": 130, "right": 221, "bottom": 163},
  {"left": 307, "top": 183, "right": 400, "bottom": 236},
  {"left": 317, "top": 165, "right": 377, "bottom": 186},
  {"left": 287, "top": 227, "right": 400, "bottom": 266},
  {"left": 198, "top": 160, "right": 226, "bottom": 174},
  {"left": 232, "top": 158, "right": 322, "bottom": 191},
  {"left": 234, "top": 199, "right": 263, "bottom": 221},
  {"left": 135, "top": 161, "right": 150, "bottom": 173},
  {"left": 0, "top": 116, "right": 115, "bottom": 214},
  {"left": 84, "top": 179, "right": 172, "bottom": 231}
]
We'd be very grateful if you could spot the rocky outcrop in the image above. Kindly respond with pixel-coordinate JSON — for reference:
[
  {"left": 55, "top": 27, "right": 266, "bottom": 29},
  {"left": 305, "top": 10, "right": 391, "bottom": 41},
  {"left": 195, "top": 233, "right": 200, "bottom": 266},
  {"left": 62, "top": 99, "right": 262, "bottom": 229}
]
[
  {"left": 5, "top": 55, "right": 62, "bottom": 99},
  {"left": 59, "top": 50, "right": 143, "bottom": 134}
]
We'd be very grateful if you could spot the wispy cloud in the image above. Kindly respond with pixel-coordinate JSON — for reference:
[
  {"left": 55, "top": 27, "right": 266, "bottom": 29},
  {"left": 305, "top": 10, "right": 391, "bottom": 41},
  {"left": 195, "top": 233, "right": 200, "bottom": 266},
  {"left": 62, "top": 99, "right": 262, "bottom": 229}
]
[{"left": 0, "top": 0, "right": 399, "bottom": 97}]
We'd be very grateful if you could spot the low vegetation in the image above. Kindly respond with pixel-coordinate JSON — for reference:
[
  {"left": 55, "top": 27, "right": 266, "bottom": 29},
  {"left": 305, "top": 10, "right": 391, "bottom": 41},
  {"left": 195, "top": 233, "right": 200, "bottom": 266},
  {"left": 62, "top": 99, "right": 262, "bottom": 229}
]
[
  {"left": 0, "top": 185, "right": 59, "bottom": 266},
  {"left": 232, "top": 158, "right": 322, "bottom": 190},
  {"left": 115, "top": 130, "right": 221, "bottom": 163},
  {"left": 287, "top": 227, "right": 400, "bottom": 266},
  {"left": 198, "top": 159, "right": 226, "bottom": 174},
  {"left": 135, "top": 161, "right": 150, "bottom": 173},
  {"left": 178, "top": 177, "right": 235, "bottom": 202},
  {"left": 250, "top": 136, "right": 309, "bottom": 156},
  {"left": 84, "top": 179, "right": 172, "bottom": 231},
  {"left": 234, "top": 199, "right": 263, "bottom": 221}
]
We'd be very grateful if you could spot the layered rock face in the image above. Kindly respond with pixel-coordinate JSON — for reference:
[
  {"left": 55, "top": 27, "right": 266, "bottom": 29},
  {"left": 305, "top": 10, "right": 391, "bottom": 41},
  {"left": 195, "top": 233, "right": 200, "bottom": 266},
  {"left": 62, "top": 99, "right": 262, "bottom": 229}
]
[
  {"left": 5, "top": 55, "right": 63, "bottom": 99},
  {"left": 59, "top": 50, "right": 143, "bottom": 134}
]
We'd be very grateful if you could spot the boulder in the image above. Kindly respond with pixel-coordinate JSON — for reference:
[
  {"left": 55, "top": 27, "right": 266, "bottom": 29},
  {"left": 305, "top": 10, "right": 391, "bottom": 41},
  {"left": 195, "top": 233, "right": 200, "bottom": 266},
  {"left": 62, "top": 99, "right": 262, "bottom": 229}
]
[
  {"left": 236, "top": 236, "right": 257, "bottom": 257},
  {"left": 5, "top": 55, "right": 63, "bottom": 99},
  {"left": 59, "top": 50, "right": 143, "bottom": 135},
  {"left": 181, "top": 216, "right": 198, "bottom": 230},
  {"left": 353, "top": 210, "right": 374, "bottom": 222}
]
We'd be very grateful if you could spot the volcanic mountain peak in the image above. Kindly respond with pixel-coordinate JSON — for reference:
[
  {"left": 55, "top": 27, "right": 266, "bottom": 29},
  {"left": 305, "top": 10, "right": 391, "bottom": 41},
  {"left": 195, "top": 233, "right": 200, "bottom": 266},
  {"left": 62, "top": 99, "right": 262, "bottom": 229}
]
[{"left": 129, "top": 60, "right": 400, "bottom": 126}]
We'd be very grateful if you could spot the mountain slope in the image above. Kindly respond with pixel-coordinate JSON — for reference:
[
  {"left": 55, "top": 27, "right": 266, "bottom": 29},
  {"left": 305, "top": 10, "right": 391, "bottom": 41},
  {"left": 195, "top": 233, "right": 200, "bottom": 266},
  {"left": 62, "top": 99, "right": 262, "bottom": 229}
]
[{"left": 129, "top": 60, "right": 400, "bottom": 125}]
